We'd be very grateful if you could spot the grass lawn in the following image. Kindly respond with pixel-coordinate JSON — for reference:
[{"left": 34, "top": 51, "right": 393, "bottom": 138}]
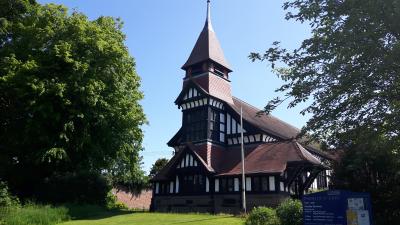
[{"left": 59, "top": 212, "right": 244, "bottom": 225}]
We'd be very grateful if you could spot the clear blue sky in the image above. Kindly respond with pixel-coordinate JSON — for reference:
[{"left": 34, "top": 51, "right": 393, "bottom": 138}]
[{"left": 38, "top": 0, "right": 311, "bottom": 173}]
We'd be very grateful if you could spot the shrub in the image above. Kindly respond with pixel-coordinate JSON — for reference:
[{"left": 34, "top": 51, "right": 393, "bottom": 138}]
[
  {"left": 276, "top": 199, "right": 303, "bottom": 225},
  {"left": 0, "top": 181, "right": 20, "bottom": 207},
  {"left": 105, "top": 191, "right": 128, "bottom": 210},
  {"left": 245, "top": 207, "right": 280, "bottom": 225}
]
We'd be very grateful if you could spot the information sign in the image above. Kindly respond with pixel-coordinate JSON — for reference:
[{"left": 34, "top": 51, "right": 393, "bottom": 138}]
[{"left": 302, "top": 190, "right": 373, "bottom": 225}]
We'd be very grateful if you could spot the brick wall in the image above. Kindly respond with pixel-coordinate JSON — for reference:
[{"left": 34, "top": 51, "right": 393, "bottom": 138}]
[{"left": 112, "top": 187, "right": 152, "bottom": 210}]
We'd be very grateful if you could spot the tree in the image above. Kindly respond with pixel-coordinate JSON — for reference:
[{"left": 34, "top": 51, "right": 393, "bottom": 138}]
[
  {"left": 0, "top": 0, "right": 146, "bottom": 201},
  {"left": 149, "top": 158, "right": 169, "bottom": 178},
  {"left": 250, "top": 0, "right": 400, "bottom": 223},
  {"left": 250, "top": 0, "right": 400, "bottom": 142},
  {"left": 331, "top": 128, "right": 400, "bottom": 224}
]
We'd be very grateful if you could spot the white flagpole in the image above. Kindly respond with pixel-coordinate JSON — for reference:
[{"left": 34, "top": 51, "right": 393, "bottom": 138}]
[{"left": 240, "top": 105, "right": 246, "bottom": 213}]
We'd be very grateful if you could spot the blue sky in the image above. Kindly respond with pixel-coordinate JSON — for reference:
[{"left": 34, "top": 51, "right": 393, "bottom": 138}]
[{"left": 38, "top": 0, "right": 312, "bottom": 173}]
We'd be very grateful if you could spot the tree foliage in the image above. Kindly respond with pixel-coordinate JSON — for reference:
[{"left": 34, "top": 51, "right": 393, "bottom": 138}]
[
  {"left": 250, "top": 0, "right": 400, "bottom": 142},
  {"left": 0, "top": 0, "right": 146, "bottom": 200},
  {"left": 149, "top": 158, "right": 169, "bottom": 178},
  {"left": 250, "top": 1, "right": 400, "bottom": 223},
  {"left": 332, "top": 128, "right": 400, "bottom": 224}
]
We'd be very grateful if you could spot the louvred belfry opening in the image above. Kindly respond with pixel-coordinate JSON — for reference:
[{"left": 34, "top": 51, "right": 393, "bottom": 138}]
[{"left": 182, "top": 0, "right": 233, "bottom": 104}]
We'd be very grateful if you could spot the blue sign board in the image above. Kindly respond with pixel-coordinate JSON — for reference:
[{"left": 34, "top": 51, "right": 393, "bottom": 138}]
[{"left": 302, "top": 190, "right": 373, "bottom": 225}]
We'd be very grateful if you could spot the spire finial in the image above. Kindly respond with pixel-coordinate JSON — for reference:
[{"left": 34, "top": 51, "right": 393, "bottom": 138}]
[{"left": 206, "top": 0, "right": 213, "bottom": 30}]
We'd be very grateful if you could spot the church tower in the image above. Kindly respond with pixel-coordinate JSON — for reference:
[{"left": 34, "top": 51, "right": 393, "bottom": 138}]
[
  {"left": 173, "top": 0, "right": 234, "bottom": 151},
  {"left": 181, "top": 0, "right": 233, "bottom": 104},
  {"left": 151, "top": 0, "right": 332, "bottom": 214}
]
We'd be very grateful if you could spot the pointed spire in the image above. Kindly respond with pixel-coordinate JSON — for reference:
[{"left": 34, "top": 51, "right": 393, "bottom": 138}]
[
  {"left": 206, "top": 0, "right": 213, "bottom": 31},
  {"left": 182, "top": 0, "right": 231, "bottom": 72}
]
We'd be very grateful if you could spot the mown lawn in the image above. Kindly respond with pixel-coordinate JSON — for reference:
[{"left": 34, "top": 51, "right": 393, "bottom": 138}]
[{"left": 59, "top": 212, "right": 244, "bottom": 225}]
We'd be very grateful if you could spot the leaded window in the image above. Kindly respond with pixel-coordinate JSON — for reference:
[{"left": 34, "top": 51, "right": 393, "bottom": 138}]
[
  {"left": 185, "top": 109, "right": 207, "bottom": 142},
  {"left": 208, "top": 109, "right": 218, "bottom": 140},
  {"left": 219, "top": 113, "right": 225, "bottom": 142}
]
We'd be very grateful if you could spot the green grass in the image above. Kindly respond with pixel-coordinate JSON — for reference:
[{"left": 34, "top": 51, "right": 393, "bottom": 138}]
[
  {"left": 59, "top": 212, "right": 244, "bottom": 225},
  {"left": 1, "top": 203, "right": 244, "bottom": 225},
  {"left": 0, "top": 204, "right": 69, "bottom": 225}
]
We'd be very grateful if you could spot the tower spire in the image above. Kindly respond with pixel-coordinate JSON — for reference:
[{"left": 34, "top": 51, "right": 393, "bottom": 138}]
[
  {"left": 206, "top": 0, "right": 212, "bottom": 30},
  {"left": 181, "top": 0, "right": 231, "bottom": 72}
]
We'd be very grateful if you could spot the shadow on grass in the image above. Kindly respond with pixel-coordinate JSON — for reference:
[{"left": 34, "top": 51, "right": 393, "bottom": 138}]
[{"left": 64, "top": 204, "right": 136, "bottom": 220}]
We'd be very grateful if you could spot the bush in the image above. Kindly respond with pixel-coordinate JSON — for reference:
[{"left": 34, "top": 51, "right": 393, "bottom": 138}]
[
  {"left": 245, "top": 207, "right": 280, "bottom": 225},
  {"left": 0, "top": 204, "right": 69, "bottom": 225},
  {"left": 276, "top": 199, "right": 303, "bottom": 225},
  {"left": 105, "top": 191, "right": 128, "bottom": 210},
  {"left": 38, "top": 171, "right": 112, "bottom": 205},
  {"left": 0, "top": 181, "right": 20, "bottom": 207}
]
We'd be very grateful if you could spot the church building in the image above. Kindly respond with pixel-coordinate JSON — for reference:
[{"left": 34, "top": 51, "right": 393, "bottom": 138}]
[{"left": 151, "top": 1, "right": 333, "bottom": 213}]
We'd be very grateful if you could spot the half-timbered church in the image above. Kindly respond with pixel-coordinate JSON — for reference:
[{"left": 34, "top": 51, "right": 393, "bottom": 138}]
[{"left": 151, "top": 1, "right": 333, "bottom": 213}]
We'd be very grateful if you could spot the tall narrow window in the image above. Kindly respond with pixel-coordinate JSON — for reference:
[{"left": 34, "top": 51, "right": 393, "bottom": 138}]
[
  {"left": 209, "top": 109, "right": 223, "bottom": 142},
  {"left": 175, "top": 176, "right": 179, "bottom": 193},
  {"left": 219, "top": 113, "right": 225, "bottom": 142},
  {"left": 188, "top": 88, "right": 193, "bottom": 98},
  {"left": 232, "top": 119, "right": 237, "bottom": 134},
  {"left": 246, "top": 177, "right": 252, "bottom": 191},
  {"left": 189, "top": 155, "right": 193, "bottom": 166},
  {"left": 269, "top": 176, "right": 276, "bottom": 191},
  {"left": 185, "top": 109, "right": 207, "bottom": 142},
  {"left": 215, "top": 179, "right": 220, "bottom": 192},
  {"left": 169, "top": 181, "right": 174, "bottom": 194},
  {"left": 234, "top": 178, "right": 239, "bottom": 192},
  {"left": 206, "top": 177, "right": 210, "bottom": 192},
  {"left": 227, "top": 114, "right": 231, "bottom": 134}
]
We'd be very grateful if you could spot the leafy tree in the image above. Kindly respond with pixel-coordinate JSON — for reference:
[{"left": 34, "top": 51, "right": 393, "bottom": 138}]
[
  {"left": 250, "top": 0, "right": 400, "bottom": 142},
  {"left": 332, "top": 128, "right": 400, "bottom": 224},
  {"left": 0, "top": 0, "right": 146, "bottom": 201},
  {"left": 149, "top": 158, "right": 169, "bottom": 178},
  {"left": 250, "top": 0, "right": 400, "bottom": 223}
]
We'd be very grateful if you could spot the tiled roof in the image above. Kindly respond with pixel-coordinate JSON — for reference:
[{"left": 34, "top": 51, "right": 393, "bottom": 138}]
[
  {"left": 229, "top": 97, "right": 300, "bottom": 140},
  {"left": 153, "top": 141, "right": 325, "bottom": 182},
  {"left": 181, "top": 3, "right": 231, "bottom": 71},
  {"left": 215, "top": 141, "right": 323, "bottom": 176}
]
